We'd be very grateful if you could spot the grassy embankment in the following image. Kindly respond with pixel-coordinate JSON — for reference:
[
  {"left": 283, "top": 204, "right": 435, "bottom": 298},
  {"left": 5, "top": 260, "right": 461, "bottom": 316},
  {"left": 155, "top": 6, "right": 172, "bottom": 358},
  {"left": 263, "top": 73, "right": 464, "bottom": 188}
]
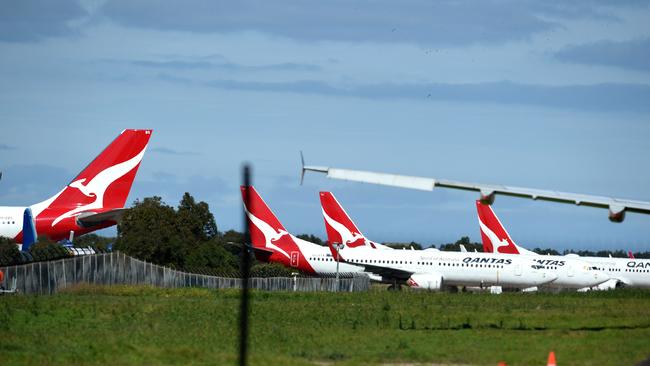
[{"left": 1, "top": 285, "right": 649, "bottom": 365}]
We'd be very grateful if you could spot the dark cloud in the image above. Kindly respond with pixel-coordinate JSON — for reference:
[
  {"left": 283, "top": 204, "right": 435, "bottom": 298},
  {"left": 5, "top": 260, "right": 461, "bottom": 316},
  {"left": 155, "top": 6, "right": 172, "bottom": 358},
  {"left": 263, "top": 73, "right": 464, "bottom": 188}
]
[
  {"left": 100, "top": 0, "right": 563, "bottom": 45},
  {"left": 187, "top": 78, "right": 650, "bottom": 113},
  {"left": 555, "top": 38, "right": 650, "bottom": 72},
  {"left": 149, "top": 147, "right": 200, "bottom": 156},
  {"left": 0, "top": 0, "right": 87, "bottom": 42},
  {"left": 102, "top": 58, "right": 320, "bottom": 72}
]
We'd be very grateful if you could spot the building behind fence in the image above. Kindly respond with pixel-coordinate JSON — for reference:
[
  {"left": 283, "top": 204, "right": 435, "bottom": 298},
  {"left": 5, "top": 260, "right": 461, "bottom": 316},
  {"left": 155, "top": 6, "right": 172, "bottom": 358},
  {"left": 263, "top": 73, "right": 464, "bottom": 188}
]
[{"left": 0, "top": 252, "right": 370, "bottom": 295}]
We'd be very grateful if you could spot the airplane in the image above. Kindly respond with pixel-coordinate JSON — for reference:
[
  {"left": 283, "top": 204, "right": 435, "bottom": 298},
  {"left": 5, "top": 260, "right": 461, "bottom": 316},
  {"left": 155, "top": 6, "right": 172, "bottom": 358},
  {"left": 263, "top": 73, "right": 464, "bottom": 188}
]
[
  {"left": 0, "top": 129, "right": 152, "bottom": 249},
  {"left": 318, "top": 191, "right": 557, "bottom": 291},
  {"left": 475, "top": 200, "right": 648, "bottom": 289},
  {"left": 240, "top": 186, "right": 371, "bottom": 278},
  {"left": 300, "top": 154, "right": 650, "bottom": 222},
  {"left": 319, "top": 191, "right": 392, "bottom": 250}
]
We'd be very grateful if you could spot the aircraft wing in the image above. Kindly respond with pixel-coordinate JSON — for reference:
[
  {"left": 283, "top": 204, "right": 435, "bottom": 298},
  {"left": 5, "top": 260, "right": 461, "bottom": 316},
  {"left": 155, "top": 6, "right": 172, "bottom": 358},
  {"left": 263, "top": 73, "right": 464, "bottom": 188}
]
[
  {"left": 224, "top": 241, "right": 275, "bottom": 262},
  {"left": 302, "top": 164, "right": 650, "bottom": 222},
  {"left": 76, "top": 208, "right": 129, "bottom": 227},
  {"left": 344, "top": 260, "right": 414, "bottom": 282}
]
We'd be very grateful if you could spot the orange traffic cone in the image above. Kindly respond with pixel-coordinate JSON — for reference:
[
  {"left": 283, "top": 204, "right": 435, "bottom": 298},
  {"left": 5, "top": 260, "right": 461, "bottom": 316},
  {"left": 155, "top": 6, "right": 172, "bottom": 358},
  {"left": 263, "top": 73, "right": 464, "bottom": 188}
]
[{"left": 547, "top": 351, "right": 557, "bottom": 366}]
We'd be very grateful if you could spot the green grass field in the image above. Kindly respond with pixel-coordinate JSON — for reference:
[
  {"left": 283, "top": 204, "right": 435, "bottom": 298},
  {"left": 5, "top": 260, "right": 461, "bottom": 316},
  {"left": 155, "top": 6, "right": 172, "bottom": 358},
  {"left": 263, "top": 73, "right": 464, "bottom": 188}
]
[{"left": 1, "top": 286, "right": 649, "bottom": 365}]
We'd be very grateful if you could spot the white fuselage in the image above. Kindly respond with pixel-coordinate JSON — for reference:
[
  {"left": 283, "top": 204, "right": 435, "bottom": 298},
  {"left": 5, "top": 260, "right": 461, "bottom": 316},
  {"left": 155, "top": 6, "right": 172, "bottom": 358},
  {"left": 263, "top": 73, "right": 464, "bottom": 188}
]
[
  {"left": 579, "top": 256, "right": 650, "bottom": 289},
  {"left": 0, "top": 206, "right": 26, "bottom": 239},
  {"left": 292, "top": 236, "right": 368, "bottom": 276},
  {"left": 339, "top": 248, "right": 557, "bottom": 288},
  {"left": 517, "top": 255, "right": 609, "bottom": 289}
]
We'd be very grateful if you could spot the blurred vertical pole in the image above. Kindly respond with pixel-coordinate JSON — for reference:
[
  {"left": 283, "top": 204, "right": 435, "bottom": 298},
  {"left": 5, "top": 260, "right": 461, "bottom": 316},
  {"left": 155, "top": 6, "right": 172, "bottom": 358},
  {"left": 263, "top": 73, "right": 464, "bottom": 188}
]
[{"left": 239, "top": 164, "right": 252, "bottom": 366}]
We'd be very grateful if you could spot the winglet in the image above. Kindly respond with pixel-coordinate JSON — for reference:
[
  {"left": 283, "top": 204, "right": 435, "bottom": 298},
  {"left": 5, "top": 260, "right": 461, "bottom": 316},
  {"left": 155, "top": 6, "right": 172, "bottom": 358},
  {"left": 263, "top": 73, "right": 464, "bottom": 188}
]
[
  {"left": 300, "top": 151, "right": 306, "bottom": 185},
  {"left": 22, "top": 208, "right": 37, "bottom": 252},
  {"left": 299, "top": 153, "right": 329, "bottom": 184}
]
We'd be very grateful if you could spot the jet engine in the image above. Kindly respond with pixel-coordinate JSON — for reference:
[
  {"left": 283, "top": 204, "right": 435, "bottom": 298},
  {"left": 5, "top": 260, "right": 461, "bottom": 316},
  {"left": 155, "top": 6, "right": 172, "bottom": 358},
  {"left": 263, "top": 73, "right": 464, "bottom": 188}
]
[
  {"left": 479, "top": 190, "right": 495, "bottom": 205},
  {"left": 608, "top": 205, "right": 626, "bottom": 223},
  {"left": 407, "top": 273, "right": 443, "bottom": 290}
]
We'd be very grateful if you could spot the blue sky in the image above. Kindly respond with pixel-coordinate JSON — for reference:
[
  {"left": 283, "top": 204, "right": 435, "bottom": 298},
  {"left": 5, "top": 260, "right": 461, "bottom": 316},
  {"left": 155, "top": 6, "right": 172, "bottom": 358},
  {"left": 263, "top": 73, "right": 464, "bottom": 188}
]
[{"left": 1, "top": 0, "right": 649, "bottom": 251}]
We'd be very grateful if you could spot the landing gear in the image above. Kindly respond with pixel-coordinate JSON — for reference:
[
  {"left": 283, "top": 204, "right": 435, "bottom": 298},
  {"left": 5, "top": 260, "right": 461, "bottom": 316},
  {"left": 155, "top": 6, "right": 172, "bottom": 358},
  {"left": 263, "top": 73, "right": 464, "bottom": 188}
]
[{"left": 387, "top": 283, "right": 403, "bottom": 291}]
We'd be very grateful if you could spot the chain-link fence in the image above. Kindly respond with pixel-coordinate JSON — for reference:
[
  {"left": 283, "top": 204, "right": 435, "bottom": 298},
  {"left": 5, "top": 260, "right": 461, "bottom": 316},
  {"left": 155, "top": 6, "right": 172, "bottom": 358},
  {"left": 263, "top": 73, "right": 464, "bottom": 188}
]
[{"left": 0, "top": 251, "right": 370, "bottom": 295}]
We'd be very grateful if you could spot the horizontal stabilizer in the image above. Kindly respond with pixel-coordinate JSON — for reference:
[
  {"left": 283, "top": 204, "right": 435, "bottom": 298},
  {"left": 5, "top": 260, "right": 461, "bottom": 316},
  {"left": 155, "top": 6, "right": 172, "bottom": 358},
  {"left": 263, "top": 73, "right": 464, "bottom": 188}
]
[
  {"left": 76, "top": 208, "right": 129, "bottom": 227},
  {"left": 224, "top": 241, "right": 275, "bottom": 262}
]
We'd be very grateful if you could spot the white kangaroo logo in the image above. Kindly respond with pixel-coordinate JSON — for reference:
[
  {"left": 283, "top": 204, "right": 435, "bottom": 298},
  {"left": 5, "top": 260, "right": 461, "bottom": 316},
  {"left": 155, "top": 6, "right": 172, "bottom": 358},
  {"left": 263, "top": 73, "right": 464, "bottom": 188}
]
[
  {"left": 479, "top": 219, "right": 512, "bottom": 253},
  {"left": 51, "top": 147, "right": 147, "bottom": 226},
  {"left": 322, "top": 208, "right": 365, "bottom": 247},
  {"left": 244, "top": 207, "right": 291, "bottom": 260}
]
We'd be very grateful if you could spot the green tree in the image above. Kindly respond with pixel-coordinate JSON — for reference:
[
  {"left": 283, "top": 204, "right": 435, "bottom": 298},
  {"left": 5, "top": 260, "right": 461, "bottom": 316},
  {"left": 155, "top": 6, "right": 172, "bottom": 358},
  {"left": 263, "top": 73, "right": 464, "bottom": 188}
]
[
  {"left": 384, "top": 241, "right": 423, "bottom": 250},
  {"left": 74, "top": 234, "right": 115, "bottom": 252},
  {"left": 29, "top": 236, "right": 69, "bottom": 261},
  {"left": 533, "top": 248, "right": 561, "bottom": 255},
  {"left": 222, "top": 230, "right": 244, "bottom": 244},
  {"left": 250, "top": 262, "right": 299, "bottom": 277},
  {"left": 439, "top": 236, "right": 483, "bottom": 252},
  {"left": 115, "top": 197, "right": 185, "bottom": 267},
  {"left": 0, "top": 236, "right": 21, "bottom": 266},
  {"left": 176, "top": 192, "right": 218, "bottom": 242},
  {"left": 185, "top": 239, "right": 239, "bottom": 273}
]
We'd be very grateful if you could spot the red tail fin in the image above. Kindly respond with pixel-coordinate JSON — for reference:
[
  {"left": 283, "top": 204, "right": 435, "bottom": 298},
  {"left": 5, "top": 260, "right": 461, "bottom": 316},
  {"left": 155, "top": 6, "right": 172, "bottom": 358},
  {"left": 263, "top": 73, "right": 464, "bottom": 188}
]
[
  {"left": 240, "top": 186, "right": 316, "bottom": 273},
  {"left": 31, "top": 129, "right": 152, "bottom": 237},
  {"left": 241, "top": 185, "right": 288, "bottom": 250},
  {"left": 241, "top": 186, "right": 301, "bottom": 256},
  {"left": 319, "top": 192, "right": 368, "bottom": 248},
  {"left": 475, "top": 200, "right": 520, "bottom": 254}
]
